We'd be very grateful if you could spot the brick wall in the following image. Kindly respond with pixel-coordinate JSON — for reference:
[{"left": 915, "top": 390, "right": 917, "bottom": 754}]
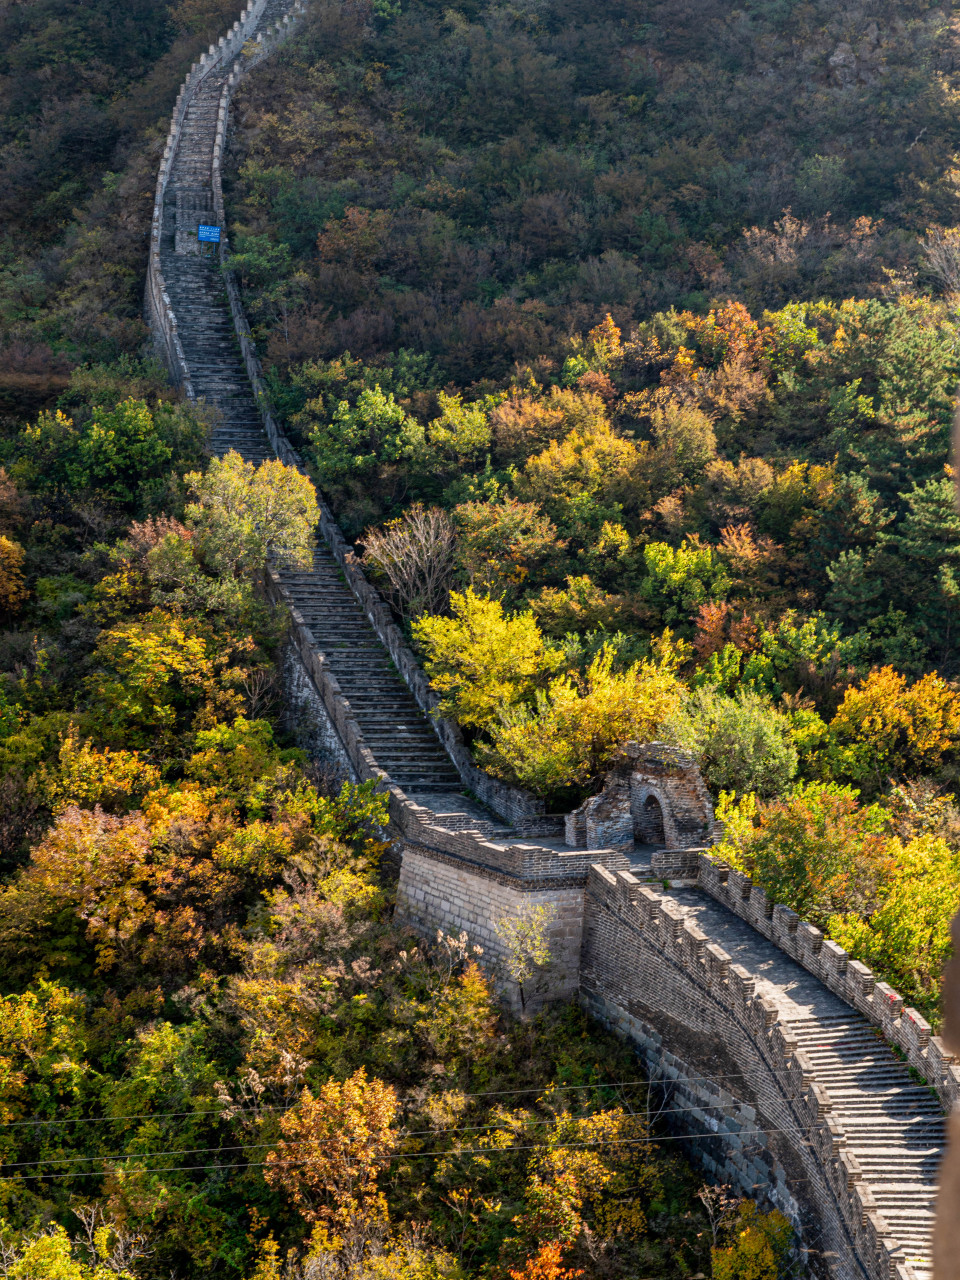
[
  {"left": 583, "top": 991, "right": 802, "bottom": 1230},
  {"left": 580, "top": 865, "right": 907, "bottom": 1280},
  {"left": 279, "top": 641, "right": 356, "bottom": 778},
  {"left": 696, "top": 852, "right": 960, "bottom": 1112},
  {"left": 396, "top": 846, "right": 585, "bottom": 1006}
]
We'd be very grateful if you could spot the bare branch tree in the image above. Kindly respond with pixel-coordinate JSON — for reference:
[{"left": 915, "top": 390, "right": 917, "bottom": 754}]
[
  {"left": 697, "top": 1183, "right": 742, "bottom": 1248},
  {"left": 921, "top": 226, "right": 960, "bottom": 294},
  {"left": 72, "top": 1205, "right": 152, "bottom": 1274},
  {"left": 360, "top": 503, "right": 457, "bottom": 622}
]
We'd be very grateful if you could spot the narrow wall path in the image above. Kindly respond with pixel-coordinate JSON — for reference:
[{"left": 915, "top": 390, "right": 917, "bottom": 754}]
[
  {"left": 665, "top": 885, "right": 943, "bottom": 1272},
  {"left": 157, "top": 10, "right": 463, "bottom": 796}
]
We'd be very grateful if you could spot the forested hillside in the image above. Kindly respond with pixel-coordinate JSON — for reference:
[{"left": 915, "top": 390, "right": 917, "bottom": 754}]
[
  {"left": 0, "top": 0, "right": 957, "bottom": 1276},
  {"left": 0, "top": 3, "right": 778, "bottom": 1277},
  {"left": 0, "top": 0, "right": 245, "bottom": 413},
  {"left": 223, "top": 0, "right": 960, "bottom": 1030}
]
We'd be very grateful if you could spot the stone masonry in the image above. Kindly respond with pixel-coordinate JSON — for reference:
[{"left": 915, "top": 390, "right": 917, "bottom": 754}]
[
  {"left": 146, "top": 9, "right": 949, "bottom": 1278},
  {"left": 398, "top": 848, "right": 585, "bottom": 1003},
  {"left": 565, "top": 741, "right": 724, "bottom": 851}
]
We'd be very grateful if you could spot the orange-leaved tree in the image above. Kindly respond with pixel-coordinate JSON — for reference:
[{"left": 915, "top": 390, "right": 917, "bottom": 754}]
[
  {"left": 264, "top": 1069, "right": 398, "bottom": 1230},
  {"left": 508, "top": 1243, "right": 584, "bottom": 1280}
]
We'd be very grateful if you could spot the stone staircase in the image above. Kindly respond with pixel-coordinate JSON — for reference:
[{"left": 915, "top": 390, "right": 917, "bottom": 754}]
[
  {"left": 150, "top": 7, "right": 946, "bottom": 1275},
  {"left": 158, "top": 10, "right": 462, "bottom": 797},
  {"left": 656, "top": 886, "right": 943, "bottom": 1279},
  {"left": 279, "top": 561, "right": 463, "bottom": 791},
  {"left": 791, "top": 1014, "right": 941, "bottom": 1268}
]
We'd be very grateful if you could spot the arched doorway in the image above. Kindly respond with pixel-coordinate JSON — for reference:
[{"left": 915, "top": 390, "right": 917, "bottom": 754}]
[{"left": 636, "top": 794, "right": 665, "bottom": 846}]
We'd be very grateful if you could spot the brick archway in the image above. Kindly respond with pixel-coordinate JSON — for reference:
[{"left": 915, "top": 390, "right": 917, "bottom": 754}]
[{"left": 638, "top": 793, "right": 666, "bottom": 845}]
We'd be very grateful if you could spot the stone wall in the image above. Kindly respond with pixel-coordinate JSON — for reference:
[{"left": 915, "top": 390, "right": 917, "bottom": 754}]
[
  {"left": 148, "top": 16, "right": 945, "bottom": 1275},
  {"left": 584, "top": 992, "right": 802, "bottom": 1229},
  {"left": 696, "top": 852, "right": 960, "bottom": 1113},
  {"left": 397, "top": 847, "right": 585, "bottom": 1005},
  {"left": 279, "top": 640, "right": 356, "bottom": 777},
  {"left": 581, "top": 865, "right": 906, "bottom": 1280},
  {"left": 209, "top": 61, "right": 544, "bottom": 830},
  {"left": 393, "top": 831, "right": 943, "bottom": 1279},
  {"left": 145, "top": 0, "right": 275, "bottom": 388}
]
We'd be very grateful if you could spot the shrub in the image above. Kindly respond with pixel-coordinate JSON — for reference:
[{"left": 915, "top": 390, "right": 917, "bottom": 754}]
[
  {"left": 413, "top": 589, "right": 560, "bottom": 730},
  {"left": 18, "top": 399, "right": 205, "bottom": 510},
  {"left": 640, "top": 539, "right": 731, "bottom": 628},
  {"left": 711, "top": 1202, "right": 793, "bottom": 1280},
  {"left": 673, "top": 687, "right": 798, "bottom": 798}
]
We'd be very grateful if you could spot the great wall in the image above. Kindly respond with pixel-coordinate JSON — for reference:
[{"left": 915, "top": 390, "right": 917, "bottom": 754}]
[{"left": 145, "top": 6, "right": 952, "bottom": 1276}]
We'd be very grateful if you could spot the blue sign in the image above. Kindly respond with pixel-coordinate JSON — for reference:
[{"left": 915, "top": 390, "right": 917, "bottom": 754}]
[{"left": 197, "top": 224, "right": 221, "bottom": 243}]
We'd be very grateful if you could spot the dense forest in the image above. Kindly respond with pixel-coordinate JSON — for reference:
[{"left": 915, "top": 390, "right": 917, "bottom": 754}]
[
  {"left": 223, "top": 0, "right": 960, "bottom": 1029},
  {"left": 0, "top": 0, "right": 958, "bottom": 1276}
]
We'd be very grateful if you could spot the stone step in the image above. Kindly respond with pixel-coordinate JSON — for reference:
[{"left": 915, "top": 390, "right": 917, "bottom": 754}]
[{"left": 160, "top": 66, "right": 465, "bottom": 799}]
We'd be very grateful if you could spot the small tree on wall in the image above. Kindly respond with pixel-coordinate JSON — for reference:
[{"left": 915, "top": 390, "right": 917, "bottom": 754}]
[{"left": 494, "top": 902, "right": 556, "bottom": 1012}]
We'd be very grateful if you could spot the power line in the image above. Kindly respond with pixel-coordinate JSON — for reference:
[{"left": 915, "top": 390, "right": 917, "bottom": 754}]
[
  {"left": 0, "top": 1066, "right": 797, "bottom": 1134},
  {"left": 0, "top": 1121, "right": 852, "bottom": 1184}
]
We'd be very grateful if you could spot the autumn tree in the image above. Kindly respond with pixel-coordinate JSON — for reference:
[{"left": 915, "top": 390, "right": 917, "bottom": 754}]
[
  {"left": 479, "top": 648, "right": 683, "bottom": 797},
  {"left": 264, "top": 1070, "right": 398, "bottom": 1229},
  {"left": 362, "top": 503, "right": 457, "bottom": 621},
  {"left": 717, "top": 784, "right": 895, "bottom": 926},
  {"left": 711, "top": 1202, "right": 793, "bottom": 1280},
  {"left": 18, "top": 399, "right": 205, "bottom": 510},
  {"left": 494, "top": 904, "right": 555, "bottom": 1012},
  {"left": 826, "top": 666, "right": 960, "bottom": 791},
  {"left": 0, "top": 536, "right": 27, "bottom": 613},
  {"left": 455, "top": 499, "right": 565, "bottom": 600},
  {"left": 413, "top": 589, "right": 561, "bottom": 730},
  {"left": 185, "top": 451, "right": 319, "bottom": 577}
]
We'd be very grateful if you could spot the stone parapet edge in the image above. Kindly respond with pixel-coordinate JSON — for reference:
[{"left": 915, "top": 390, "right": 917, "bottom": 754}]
[
  {"left": 581, "top": 990, "right": 804, "bottom": 1244},
  {"left": 585, "top": 864, "right": 921, "bottom": 1280},
  {"left": 695, "top": 853, "right": 958, "bottom": 1114}
]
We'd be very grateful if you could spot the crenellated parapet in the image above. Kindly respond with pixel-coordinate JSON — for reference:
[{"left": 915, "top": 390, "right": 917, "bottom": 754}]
[
  {"left": 581, "top": 863, "right": 930, "bottom": 1280},
  {"left": 696, "top": 852, "right": 959, "bottom": 1114}
]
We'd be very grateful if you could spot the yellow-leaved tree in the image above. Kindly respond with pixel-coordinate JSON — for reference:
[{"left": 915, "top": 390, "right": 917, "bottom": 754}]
[
  {"left": 412, "top": 588, "right": 561, "bottom": 730},
  {"left": 829, "top": 833, "right": 960, "bottom": 1024},
  {"left": 264, "top": 1069, "right": 398, "bottom": 1230},
  {"left": 185, "top": 450, "right": 319, "bottom": 578},
  {"left": 0, "top": 535, "right": 27, "bottom": 614},
  {"left": 478, "top": 647, "right": 683, "bottom": 796}
]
